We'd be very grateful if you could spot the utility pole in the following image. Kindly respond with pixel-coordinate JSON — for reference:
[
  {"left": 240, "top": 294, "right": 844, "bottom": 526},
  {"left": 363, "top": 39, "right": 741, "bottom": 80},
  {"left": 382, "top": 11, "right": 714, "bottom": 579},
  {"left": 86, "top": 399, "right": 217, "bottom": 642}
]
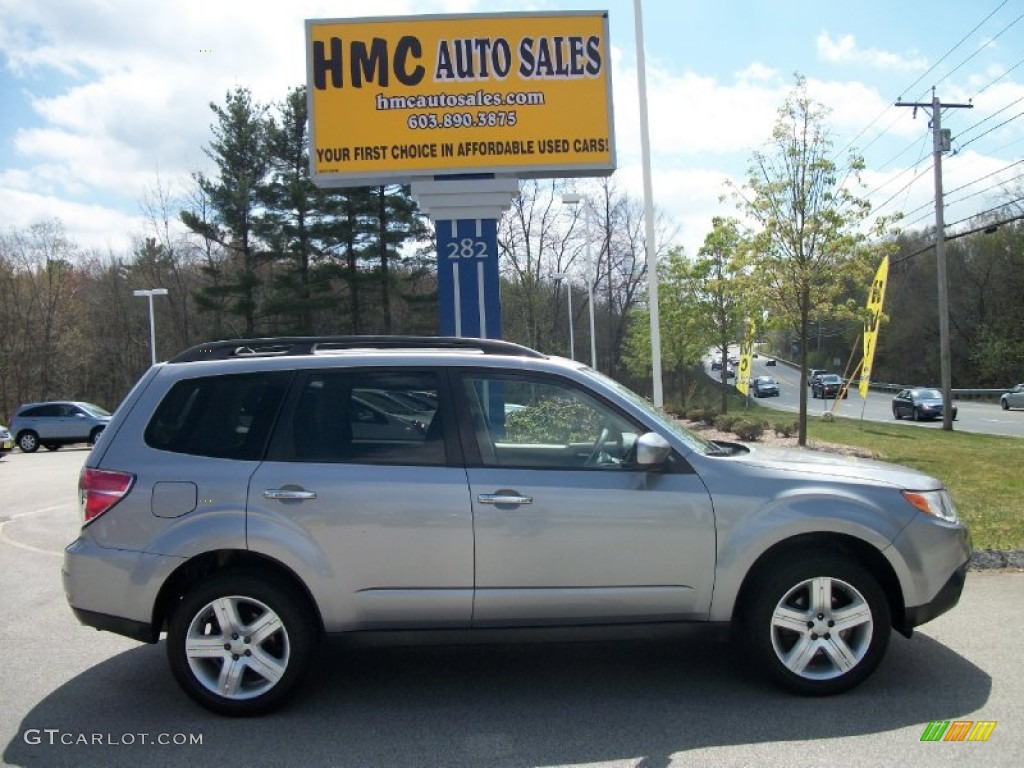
[{"left": 896, "top": 88, "right": 972, "bottom": 430}]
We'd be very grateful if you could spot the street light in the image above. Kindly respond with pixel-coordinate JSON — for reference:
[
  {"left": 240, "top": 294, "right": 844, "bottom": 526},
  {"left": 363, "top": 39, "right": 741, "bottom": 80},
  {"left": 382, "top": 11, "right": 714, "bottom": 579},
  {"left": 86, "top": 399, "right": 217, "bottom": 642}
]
[
  {"left": 133, "top": 288, "right": 168, "bottom": 366},
  {"left": 552, "top": 273, "right": 574, "bottom": 360},
  {"left": 561, "top": 194, "right": 598, "bottom": 369}
]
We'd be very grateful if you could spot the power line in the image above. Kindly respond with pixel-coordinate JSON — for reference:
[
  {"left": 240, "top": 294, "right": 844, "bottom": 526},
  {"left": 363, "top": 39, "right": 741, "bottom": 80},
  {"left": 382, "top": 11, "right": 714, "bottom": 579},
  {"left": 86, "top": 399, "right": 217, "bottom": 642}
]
[
  {"left": 944, "top": 158, "right": 1024, "bottom": 196},
  {"left": 958, "top": 110, "right": 1024, "bottom": 151},
  {"left": 892, "top": 211, "right": 1024, "bottom": 266},
  {"left": 957, "top": 94, "right": 1024, "bottom": 142},
  {"left": 838, "top": 1, "right": 1012, "bottom": 164},
  {"left": 930, "top": 10, "right": 1024, "bottom": 91},
  {"left": 972, "top": 54, "right": 1024, "bottom": 98},
  {"left": 898, "top": 0, "right": 1011, "bottom": 102}
]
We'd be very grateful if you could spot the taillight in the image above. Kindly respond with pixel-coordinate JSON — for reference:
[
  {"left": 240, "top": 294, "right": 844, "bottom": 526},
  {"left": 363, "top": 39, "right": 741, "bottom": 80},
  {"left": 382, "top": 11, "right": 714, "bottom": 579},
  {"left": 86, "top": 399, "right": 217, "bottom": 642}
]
[{"left": 79, "top": 467, "right": 135, "bottom": 524}]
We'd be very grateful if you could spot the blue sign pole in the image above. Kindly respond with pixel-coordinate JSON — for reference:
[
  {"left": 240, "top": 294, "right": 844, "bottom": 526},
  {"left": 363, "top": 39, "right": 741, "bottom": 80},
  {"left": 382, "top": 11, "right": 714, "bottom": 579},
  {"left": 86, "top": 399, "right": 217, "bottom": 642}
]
[
  {"left": 436, "top": 218, "right": 501, "bottom": 338},
  {"left": 410, "top": 175, "right": 518, "bottom": 340}
]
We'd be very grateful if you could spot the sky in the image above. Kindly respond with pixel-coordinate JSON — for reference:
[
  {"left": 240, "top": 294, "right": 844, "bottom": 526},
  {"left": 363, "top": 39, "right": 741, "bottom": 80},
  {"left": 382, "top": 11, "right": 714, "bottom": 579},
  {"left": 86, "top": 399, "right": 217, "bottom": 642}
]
[{"left": 1, "top": 0, "right": 1022, "bottom": 259}]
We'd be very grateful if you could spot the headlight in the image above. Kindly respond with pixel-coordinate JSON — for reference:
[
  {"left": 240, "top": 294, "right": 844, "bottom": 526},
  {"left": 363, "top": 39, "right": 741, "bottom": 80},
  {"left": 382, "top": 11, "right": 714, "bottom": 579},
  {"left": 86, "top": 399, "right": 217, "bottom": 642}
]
[{"left": 902, "top": 489, "right": 959, "bottom": 523}]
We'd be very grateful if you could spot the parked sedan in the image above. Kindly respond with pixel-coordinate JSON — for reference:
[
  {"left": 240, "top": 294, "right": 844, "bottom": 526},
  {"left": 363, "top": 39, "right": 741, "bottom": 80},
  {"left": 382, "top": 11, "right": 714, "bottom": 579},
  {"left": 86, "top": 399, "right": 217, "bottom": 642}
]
[
  {"left": 751, "top": 376, "right": 780, "bottom": 397},
  {"left": 892, "top": 388, "right": 958, "bottom": 421},
  {"left": 812, "top": 374, "right": 847, "bottom": 399},
  {"left": 0, "top": 423, "right": 12, "bottom": 454},
  {"left": 1001, "top": 383, "right": 1024, "bottom": 410}
]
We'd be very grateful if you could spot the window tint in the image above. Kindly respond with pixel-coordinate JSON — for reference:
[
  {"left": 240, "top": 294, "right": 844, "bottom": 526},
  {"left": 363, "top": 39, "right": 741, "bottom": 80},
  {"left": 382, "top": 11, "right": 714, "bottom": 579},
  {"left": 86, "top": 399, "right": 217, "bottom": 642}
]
[
  {"left": 145, "top": 373, "right": 290, "bottom": 460},
  {"left": 269, "top": 370, "right": 445, "bottom": 466},
  {"left": 460, "top": 373, "right": 638, "bottom": 470},
  {"left": 25, "top": 404, "right": 62, "bottom": 418}
]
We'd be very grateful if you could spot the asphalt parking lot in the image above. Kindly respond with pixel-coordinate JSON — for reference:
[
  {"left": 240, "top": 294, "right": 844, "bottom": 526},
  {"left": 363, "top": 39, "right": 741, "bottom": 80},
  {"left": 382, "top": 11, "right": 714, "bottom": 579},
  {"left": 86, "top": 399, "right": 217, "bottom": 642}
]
[{"left": 1, "top": 448, "right": 1022, "bottom": 767}]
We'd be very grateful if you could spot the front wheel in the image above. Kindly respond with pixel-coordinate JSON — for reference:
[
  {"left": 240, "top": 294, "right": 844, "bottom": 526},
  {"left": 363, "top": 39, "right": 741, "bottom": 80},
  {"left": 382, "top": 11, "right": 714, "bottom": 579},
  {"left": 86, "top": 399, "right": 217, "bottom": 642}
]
[
  {"left": 740, "top": 555, "right": 890, "bottom": 696},
  {"left": 17, "top": 432, "right": 39, "bottom": 453},
  {"left": 167, "top": 571, "right": 315, "bottom": 716},
  {"left": 1001, "top": 399, "right": 1009, "bottom": 411}
]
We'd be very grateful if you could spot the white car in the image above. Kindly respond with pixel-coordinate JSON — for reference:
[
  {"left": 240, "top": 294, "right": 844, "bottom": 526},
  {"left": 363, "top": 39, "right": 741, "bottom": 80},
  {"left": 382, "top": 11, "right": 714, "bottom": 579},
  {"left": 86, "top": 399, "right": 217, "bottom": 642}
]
[{"left": 1000, "top": 383, "right": 1024, "bottom": 410}]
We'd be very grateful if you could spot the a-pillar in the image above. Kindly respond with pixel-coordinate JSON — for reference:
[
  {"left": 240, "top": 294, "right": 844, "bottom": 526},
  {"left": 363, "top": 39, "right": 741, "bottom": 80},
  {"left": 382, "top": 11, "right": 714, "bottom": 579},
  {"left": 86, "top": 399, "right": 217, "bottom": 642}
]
[{"left": 411, "top": 175, "right": 519, "bottom": 339}]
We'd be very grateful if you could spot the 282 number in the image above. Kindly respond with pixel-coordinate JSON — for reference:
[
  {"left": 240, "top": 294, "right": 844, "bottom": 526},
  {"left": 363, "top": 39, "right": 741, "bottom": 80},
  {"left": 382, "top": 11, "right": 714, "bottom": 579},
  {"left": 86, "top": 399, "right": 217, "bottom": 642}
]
[{"left": 446, "top": 238, "right": 488, "bottom": 259}]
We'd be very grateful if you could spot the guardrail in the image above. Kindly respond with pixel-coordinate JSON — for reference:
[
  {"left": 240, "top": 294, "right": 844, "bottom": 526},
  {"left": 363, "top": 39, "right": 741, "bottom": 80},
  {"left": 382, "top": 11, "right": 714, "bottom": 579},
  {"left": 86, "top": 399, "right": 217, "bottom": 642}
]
[{"left": 764, "top": 356, "right": 1009, "bottom": 399}]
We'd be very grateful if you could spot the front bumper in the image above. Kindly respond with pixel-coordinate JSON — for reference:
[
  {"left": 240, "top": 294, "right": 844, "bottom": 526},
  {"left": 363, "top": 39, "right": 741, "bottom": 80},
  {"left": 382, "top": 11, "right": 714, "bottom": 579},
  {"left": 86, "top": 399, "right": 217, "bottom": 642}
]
[{"left": 900, "top": 561, "right": 968, "bottom": 634}]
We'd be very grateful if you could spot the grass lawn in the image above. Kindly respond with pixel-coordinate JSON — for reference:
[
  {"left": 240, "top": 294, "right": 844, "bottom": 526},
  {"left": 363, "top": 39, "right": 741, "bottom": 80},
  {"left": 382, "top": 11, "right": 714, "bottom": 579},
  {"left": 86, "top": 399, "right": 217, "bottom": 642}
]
[{"left": 803, "top": 417, "right": 1023, "bottom": 551}]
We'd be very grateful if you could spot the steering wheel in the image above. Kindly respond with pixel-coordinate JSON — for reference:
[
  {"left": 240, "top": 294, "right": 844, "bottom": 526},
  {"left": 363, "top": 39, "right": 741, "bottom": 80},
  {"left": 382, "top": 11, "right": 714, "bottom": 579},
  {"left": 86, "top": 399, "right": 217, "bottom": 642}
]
[{"left": 584, "top": 423, "right": 616, "bottom": 467}]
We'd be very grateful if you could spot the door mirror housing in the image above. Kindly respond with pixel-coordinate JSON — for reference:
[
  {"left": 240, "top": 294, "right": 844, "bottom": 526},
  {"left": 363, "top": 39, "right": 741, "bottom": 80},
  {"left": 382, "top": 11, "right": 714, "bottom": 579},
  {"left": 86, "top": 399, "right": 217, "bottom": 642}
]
[{"left": 635, "top": 431, "right": 671, "bottom": 467}]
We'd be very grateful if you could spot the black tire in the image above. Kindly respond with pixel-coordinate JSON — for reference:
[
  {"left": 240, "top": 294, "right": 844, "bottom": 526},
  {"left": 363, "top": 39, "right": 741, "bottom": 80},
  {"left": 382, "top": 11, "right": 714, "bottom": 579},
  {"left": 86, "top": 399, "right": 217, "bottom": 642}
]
[
  {"left": 1001, "top": 399, "right": 1009, "bottom": 411},
  {"left": 167, "top": 571, "right": 315, "bottom": 716},
  {"left": 89, "top": 426, "right": 104, "bottom": 445},
  {"left": 43, "top": 443, "right": 60, "bottom": 451},
  {"left": 912, "top": 407, "right": 921, "bottom": 422},
  {"left": 740, "top": 555, "right": 891, "bottom": 696},
  {"left": 17, "top": 432, "right": 39, "bottom": 453},
  {"left": 893, "top": 407, "right": 901, "bottom": 420}
]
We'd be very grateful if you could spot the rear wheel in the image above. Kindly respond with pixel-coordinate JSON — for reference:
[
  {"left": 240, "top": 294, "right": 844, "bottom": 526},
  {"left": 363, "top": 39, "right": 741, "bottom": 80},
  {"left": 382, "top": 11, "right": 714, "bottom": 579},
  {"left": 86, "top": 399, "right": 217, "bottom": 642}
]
[
  {"left": 741, "top": 555, "right": 890, "bottom": 695},
  {"left": 17, "top": 432, "right": 39, "bottom": 453},
  {"left": 167, "top": 571, "right": 314, "bottom": 716}
]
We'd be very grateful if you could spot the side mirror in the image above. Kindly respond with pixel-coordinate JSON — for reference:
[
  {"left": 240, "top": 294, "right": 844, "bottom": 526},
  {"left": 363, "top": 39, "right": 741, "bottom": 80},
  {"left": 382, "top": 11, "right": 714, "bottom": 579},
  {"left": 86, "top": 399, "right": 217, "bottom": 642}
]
[{"left": 635, "top": 431, "right": 671, "bottom": 467}]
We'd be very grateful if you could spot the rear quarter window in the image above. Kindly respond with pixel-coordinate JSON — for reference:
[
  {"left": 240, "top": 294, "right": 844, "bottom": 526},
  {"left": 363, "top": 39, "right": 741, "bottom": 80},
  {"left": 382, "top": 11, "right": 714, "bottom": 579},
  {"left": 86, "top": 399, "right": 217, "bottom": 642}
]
[{"left": 145, "top": 372, "right": 290, "bottom": 460}]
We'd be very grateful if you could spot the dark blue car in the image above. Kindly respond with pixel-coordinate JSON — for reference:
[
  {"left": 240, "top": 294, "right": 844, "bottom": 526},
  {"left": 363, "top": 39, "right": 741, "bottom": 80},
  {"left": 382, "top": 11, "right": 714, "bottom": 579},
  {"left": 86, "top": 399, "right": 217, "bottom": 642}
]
[{"left": 892, "top": 388, "right": 957, "bottom": 421}]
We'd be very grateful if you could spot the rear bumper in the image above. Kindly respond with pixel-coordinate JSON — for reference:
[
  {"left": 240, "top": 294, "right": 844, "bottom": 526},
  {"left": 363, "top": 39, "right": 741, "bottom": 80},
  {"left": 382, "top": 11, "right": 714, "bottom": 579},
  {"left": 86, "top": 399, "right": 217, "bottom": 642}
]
[
  {"left": 70, "top": 607, "right": 158, "bottom": 643},
  {"left": 63, "top": 535, "right": 182, "bottom": 643}
]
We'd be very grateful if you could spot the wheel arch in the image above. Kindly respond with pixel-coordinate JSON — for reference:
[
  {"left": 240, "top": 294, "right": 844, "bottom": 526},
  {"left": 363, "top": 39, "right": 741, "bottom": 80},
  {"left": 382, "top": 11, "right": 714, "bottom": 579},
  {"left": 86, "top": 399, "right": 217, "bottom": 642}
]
[
  {"left": 153, "top": 549, "right": 325, "bottom": 638},
  {"left": 731, "top": 532, "right": 907, "bottom": 637}
]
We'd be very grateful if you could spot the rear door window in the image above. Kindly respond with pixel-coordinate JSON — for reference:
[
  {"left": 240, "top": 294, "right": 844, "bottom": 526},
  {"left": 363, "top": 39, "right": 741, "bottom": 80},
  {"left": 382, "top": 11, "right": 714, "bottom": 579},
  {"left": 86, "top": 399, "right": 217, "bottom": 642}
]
[
  {"left": 266, "top": 370, "right": 448, "bottom": 466},
  {"left": 145, "top": 372, "right": 291, "bottom": 460}
]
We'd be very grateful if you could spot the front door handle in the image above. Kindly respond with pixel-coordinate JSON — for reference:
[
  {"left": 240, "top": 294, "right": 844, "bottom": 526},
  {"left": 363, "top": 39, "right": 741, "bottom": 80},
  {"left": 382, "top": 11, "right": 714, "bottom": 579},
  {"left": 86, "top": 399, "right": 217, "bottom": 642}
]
[
  {"left": 477, "top": 493, "right": 532, "bottom": 505},
  {"left": 264, "top": 488, "right": 317, "bottom": 501}
]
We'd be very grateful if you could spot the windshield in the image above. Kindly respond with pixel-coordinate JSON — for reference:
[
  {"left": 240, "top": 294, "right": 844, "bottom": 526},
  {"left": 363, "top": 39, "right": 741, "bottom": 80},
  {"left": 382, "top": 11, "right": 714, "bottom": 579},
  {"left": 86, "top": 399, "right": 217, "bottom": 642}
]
[
  {"left": 914, "top": 389, "right": 942, "bottom": 399},
  {"left": 582, "top": 368, "right": 718, "bottom": 455},
  {"left": 78, "top": 402, "right": 111, "bottom": 417}
]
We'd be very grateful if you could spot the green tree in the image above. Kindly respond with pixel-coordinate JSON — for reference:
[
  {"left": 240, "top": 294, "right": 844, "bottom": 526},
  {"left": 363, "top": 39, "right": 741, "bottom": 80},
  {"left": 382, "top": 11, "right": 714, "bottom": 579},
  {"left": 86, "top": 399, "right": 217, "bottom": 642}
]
[
  {"left": 181, "top": 86, "right": 269, "bottom": 336},
  {"left": 665, "top": 217, "right": 750, "bottom": 412},
  {"left": 258, "top": 85, "right": 336, "bottom": 334},
  {"left": 732, "top": 75, "right": 886, "bottom": 445}
]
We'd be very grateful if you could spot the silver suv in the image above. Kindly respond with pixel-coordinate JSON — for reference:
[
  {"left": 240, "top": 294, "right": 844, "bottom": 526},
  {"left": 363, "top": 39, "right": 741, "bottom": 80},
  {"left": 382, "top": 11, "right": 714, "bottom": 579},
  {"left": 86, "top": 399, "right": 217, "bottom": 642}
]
[
  {"left": 63, "top": 336, "right": 970, "bottom": 716},
  {"left": 10, "top": 400, "right": 111, "bottom": 452}
]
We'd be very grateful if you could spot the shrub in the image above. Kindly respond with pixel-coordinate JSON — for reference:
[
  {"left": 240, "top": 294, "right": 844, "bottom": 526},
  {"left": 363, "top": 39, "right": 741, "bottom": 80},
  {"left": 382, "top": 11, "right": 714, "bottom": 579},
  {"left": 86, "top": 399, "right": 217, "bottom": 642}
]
[
  {"left": 715, "top": 414, "right": 739, "bottom": 432},
  {"left": 774, "top": 421, "right": 798, "bottom": 438},
  {"left": 732, "top": 419, "right": 765, "bottom": 441},
  {"left": 686, "top": 407, "right": 704, "bottom": 423},
  {"left": 700, "top": 408, "right": 719, "bottom": 426}
]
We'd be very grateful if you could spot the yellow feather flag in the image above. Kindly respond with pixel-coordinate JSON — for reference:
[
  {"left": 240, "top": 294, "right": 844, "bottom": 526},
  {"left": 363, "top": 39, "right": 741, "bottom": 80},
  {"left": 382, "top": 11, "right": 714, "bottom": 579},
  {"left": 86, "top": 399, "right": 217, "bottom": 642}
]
[
  {"left": 737, "top": 319, "right": 756, "bottom": 397},
  {"left": 859, "top": 256, "right": 889, "bottom": 398}
]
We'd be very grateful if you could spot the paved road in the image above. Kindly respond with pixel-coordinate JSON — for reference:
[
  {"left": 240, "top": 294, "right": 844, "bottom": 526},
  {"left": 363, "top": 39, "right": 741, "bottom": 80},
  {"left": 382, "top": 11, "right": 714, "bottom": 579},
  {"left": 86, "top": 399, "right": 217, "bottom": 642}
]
[
  {"left": 716, "top": 356, "right": 1024, "bottom": 439},
  {"left": 1, "top": 449, "right": 1022, "bottom": 767}
]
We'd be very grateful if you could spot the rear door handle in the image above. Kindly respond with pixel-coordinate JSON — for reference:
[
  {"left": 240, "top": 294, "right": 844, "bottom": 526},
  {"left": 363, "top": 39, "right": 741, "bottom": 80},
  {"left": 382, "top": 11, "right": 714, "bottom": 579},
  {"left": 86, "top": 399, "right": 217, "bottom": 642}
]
[
  {"left": 477, "top": 493, "right": 532, "bottom": 505},
  {"left": 264, "top": 489, "right": 317, "bottom": 501}
]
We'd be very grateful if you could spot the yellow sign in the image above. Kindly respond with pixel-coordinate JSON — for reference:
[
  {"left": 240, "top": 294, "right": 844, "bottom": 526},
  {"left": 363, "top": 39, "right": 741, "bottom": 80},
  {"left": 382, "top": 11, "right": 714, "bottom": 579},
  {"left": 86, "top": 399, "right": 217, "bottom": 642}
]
[
  {"left": 859, "top": 256, "right": 889, "bottom": 398},
  {"left": 305, "top": 12, "right": 615, "bottom": 186}
]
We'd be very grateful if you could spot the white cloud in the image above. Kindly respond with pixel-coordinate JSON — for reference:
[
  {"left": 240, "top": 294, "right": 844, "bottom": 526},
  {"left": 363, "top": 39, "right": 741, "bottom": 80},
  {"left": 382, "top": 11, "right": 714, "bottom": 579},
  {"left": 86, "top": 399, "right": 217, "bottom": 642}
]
[
  {"left": 0, "top": 186, "right": 139, "bottom": 252},
  {"left": 817, "top": 31, "right": 927, "bottom": 72}
]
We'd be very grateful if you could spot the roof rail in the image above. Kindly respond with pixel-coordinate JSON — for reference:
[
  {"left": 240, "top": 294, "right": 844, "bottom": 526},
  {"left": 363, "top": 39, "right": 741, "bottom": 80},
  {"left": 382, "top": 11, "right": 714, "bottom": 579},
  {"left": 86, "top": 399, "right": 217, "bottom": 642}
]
[{"left": 168, "top": 335, "right": 546, "bottom": 363}]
